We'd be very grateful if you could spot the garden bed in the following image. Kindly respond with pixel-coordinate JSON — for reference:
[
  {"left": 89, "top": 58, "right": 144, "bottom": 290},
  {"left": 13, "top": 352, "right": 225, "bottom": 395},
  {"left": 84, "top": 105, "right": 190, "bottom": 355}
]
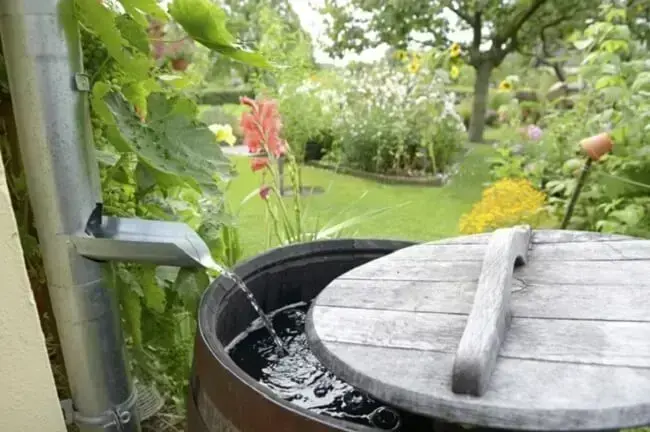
[{"left": 305, "top": 160, "right": 447, "bottom": 186}]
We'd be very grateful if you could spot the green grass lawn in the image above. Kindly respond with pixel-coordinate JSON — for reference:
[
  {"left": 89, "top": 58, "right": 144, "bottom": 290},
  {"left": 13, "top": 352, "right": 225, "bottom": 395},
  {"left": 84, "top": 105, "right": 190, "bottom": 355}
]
[{"left": 225, "top": 144, "right": 496, "bottom": 258}]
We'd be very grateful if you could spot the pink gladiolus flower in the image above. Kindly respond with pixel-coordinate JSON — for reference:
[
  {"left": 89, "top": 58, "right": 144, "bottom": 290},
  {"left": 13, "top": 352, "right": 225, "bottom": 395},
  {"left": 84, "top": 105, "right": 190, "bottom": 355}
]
[
  {"left": 250, "top": 157, "right": 269, "bottom": 172},
  {"left": 240, "top": 97, "right": 286, "bottom": 157}
]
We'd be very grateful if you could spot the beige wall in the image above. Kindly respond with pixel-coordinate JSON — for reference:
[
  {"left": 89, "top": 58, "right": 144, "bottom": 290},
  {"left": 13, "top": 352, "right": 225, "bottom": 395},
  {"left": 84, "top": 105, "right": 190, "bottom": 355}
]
[{"left": 0, "top": 153, "right": 66, "bottom": 431}]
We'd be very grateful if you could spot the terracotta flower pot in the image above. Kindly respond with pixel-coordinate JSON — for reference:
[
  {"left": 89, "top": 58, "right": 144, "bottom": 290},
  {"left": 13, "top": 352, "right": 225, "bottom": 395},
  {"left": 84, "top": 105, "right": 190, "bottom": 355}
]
[
  {"left": 580, "top": 133, "right": 613, "bottom": 161},
  {"left": 171, "top": 58, "right": 189, "bottom": 71}
]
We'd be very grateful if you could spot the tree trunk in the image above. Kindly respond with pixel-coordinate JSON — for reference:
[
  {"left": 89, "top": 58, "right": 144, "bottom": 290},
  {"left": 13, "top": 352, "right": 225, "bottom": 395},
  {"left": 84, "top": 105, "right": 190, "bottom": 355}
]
[{"left": 468, "top": 61, "right": 493, "bottom": 143}]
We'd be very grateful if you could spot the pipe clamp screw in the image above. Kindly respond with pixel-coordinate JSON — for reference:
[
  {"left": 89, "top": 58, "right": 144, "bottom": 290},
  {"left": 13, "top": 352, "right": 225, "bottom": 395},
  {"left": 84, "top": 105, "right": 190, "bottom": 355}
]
[
  {"left": 74, "top": 73, "right": 90, "bottom": 92},
  {"left": 60, "top": 388, "right": 137, "bottom": 430}
]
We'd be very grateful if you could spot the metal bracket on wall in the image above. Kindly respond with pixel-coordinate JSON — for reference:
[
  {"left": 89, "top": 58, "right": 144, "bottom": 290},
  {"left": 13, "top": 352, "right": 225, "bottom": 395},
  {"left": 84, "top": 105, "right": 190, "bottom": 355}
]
[{"left": 61, "top": 390, "right": 137, "bottom": 431}]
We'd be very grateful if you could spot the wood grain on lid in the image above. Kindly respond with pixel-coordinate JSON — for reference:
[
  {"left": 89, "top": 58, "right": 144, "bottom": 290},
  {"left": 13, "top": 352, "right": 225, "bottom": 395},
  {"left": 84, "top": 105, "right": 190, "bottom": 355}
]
[{"left": 306, "top": 230, "right": 650, "bottom": 430}]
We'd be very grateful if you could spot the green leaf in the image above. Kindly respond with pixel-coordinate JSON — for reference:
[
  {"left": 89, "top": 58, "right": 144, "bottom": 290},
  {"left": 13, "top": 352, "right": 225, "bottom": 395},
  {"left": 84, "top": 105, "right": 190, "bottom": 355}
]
[
  {"left": 103, "top": 91, "right": 231, "bottom": 196},
  {"left": 91, "top": 81, "right": 114, "bottom": 123},
  {"left": 167, "top": 0, "right": 271, "bottom": 68},
  {"left": 605, "top": 7, "right": 627, "bottom": 23},
  {"left": 141, "top": 265, "right": 166, "bottom": 313},
  {"left": 610, "top": 204, "right": 645, "bottom": 226},
  {"left": 595, "top": 75, "right": 625, "bottom": 89},
  {"left": 122, "top": 78, "right": 160, "bottom": 115},
  {"left": 122, "top": 283, "right": 143, "bottom": 346},
  {"left": 75, "top": 0, "right": 152, "bottom": 80},
  {"left": 117, "top": 264, "right": 144, "bottom": 296},
  {"left": 600, "top": 39, "right": 629, "bottom": 54},
  {"left": 110, "top": 263, "right": 144, "bottom": 346},
  {"left": 631, "top": 72, "right": 650, "bottom": 92},
  {"left": 96, "top": 148, "right": 120, "bottom": 167},
  {"left": 118, "top": 0, "right": 168, "bottom": 25},
  {"left": 595, "top": 220, "right": 623, "bottom": 233},
  {"left": 197, "top": 201, "right": 229, "bottom": 261},
  {"left": 572, "top": 38, "right": 594, "bottom": 50},
  {"left": 172, "top": 268, "right": 210, "bottom": 314},
  {"left": 206, "top": 45, "right": 272, "bottom": 69},
  {"left": 134, "top": 162, "right": 157, "bottom": 193},
  {"left": 115, "top": 15, "right": 151, "bottom": 53}
]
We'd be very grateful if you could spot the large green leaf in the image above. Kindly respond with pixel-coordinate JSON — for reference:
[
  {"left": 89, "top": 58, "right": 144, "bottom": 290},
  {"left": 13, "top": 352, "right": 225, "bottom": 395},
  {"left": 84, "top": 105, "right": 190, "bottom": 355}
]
[
  {"left": 172, "top": 268, "right": 210, "bottom": 314},
  {"left": 118, "top": 0, "right": 168, "bottom": 26},
  {"left": 167, "top": 0, "right": 271, "bottom": 69},
  {"left": 75, "top": 0, "right": 151, "bottom": 80},
  {"left": 115, "top": 14, "right": 151, "bottom": 53},
  {"left": 103, "top": 91, "right": 231, "bottom": 196},
  {"left": 141, "top": 265, "right": 167, "bottom": 313}
]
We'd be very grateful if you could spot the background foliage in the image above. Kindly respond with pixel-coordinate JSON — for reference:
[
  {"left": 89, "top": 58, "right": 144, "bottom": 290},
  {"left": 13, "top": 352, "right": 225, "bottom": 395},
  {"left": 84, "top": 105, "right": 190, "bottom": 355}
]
[
  {"left": 1, "top": 0, "right": 265, "bottom": 424},
  {"left": 329, "top": 58, "right": 466, "bottom": 176},
  {"left": 489, "top": 4, "right": 650, "bottom": 237}
]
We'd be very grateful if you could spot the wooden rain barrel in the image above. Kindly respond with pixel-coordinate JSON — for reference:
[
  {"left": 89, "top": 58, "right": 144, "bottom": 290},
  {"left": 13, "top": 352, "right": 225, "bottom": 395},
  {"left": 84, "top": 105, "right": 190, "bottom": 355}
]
[{"left": 187, "top": 239, "right": 415, "bottom": 432}]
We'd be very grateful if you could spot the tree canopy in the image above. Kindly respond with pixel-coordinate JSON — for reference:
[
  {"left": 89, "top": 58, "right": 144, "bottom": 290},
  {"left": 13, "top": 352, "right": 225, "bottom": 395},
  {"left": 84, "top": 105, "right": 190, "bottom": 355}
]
[
  {"left": 208, "top": 0, "right": 314, "bottom": 84},
  {"left": 322, "top": 0, "right": 599, "bottom": 142}
]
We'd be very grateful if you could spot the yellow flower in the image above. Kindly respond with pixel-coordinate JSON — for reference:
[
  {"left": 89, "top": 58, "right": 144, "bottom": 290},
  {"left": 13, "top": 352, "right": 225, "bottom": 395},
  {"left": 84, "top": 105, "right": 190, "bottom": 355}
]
[
  {"left": 449, "top": 43, "right": 462, "bottom": 58},
  {"left": 450, "top": 65, "right": 460, "bottom": 80},
  {"left": 209, "top": 123, "right": 237, "bottom": 146},
  {"left": 394, "top": 50, "right": 408, "bottom": 61},
  {"left": 407, "top": 59, "right": 421, "bottom": 74},
  {"left": 498, "top": 80, "right": 513, "bottom": 92},
  {"left": 459, "top": 178, "right": 547, "bottom": 234}
]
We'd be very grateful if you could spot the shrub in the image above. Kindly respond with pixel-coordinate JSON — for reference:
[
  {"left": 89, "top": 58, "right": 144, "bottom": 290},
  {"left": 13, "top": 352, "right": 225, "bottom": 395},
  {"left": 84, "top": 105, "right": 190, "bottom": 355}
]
[
  {"left": 489, "top": 6, "right": 650, "bottom": 237},
  {"left": 459, "top": 178, "right": 548, "bottom": 234},
  {"left": 457, "top": 98, "right": 473, "bottom": 128},
  {"left": 274, "top": 73, "right": 345, "bottom": 162},
  {"left": 197, "top": 87, "right": 254, "bottom": 105},
  {"left": 489, "top": 91, "right": 514, "bottom": 111},
  {"left": 247, "top": 6, "right": 339, "bottom": 162},
  {"left": 331, "top": 62, "right": 466, "bottom": 176}
]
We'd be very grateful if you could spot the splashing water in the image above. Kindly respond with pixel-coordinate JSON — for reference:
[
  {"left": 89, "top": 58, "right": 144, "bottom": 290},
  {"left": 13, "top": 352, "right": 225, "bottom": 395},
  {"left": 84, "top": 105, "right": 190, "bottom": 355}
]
[
  {"left": 221, "top": 268, "right": 288, "bottom": 354},
  {"left": 227, "top": 303, "right": 403, "bottom": 430},
  {"left": 206, "top": 258, "right": 287, "bottom": 354}
]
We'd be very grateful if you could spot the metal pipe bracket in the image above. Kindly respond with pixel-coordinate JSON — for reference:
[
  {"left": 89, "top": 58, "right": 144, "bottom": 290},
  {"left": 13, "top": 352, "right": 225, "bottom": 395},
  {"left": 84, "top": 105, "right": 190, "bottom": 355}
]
[{"left": 61, "top": 389, "right": 137, "bottom": 431}]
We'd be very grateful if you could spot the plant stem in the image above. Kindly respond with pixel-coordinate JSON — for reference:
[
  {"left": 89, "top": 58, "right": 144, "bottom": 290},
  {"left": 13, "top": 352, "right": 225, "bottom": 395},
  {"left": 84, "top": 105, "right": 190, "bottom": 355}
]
[{"left": 561, "top": 157, "right": 593, "bottom": 229}]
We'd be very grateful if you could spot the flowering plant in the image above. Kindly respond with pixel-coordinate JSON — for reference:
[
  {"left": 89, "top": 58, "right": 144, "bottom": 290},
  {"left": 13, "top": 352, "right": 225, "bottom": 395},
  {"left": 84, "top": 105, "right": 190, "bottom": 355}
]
[
  {"left": 238, "top": 96, "right": 313, "bottom": 245},
  {"left": 459, "top": 178, "right": 549, "bottom": 234},
  {"left": 491, "top": 6, "right": 650, "bottom": 236},
  {"left": 208, "top": 123, "right": 237, "bottom": 146},
  {"left": 330, "top": 62, "right": 466, "bottom": 177},
  {"left": 238, "top": 96, "right": 396, "bottom": 245}
]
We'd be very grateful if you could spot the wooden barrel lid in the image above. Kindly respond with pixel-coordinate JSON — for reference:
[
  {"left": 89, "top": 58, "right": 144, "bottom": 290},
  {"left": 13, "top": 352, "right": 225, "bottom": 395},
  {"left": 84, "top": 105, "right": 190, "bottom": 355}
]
[{"left": 306, "top": 228, "right": 650, "bottom": 431}]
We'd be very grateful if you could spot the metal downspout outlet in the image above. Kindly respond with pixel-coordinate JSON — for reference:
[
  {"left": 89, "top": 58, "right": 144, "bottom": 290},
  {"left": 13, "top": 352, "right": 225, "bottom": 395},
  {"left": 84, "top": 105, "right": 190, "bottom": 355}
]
[{"left": 1, "top": 1, "right": 218, "bottom": 431}]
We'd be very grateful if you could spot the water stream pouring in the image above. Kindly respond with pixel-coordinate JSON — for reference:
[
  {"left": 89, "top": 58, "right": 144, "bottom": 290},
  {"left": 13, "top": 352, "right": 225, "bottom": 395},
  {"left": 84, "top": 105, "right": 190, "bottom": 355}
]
[{"left": 76, "top": 203, "right": 288, "bottom": 354}]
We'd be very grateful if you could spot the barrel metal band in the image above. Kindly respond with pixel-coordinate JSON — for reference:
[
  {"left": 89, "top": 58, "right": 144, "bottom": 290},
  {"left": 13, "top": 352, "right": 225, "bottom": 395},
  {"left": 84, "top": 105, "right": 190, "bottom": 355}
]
[{"left": 61, "top": 388, "right": 138, "bottom": 431}]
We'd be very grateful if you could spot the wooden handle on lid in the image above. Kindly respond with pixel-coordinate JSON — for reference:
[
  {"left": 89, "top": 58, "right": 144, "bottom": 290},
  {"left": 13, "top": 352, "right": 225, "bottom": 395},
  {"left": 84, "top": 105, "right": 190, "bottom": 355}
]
[{"left": 451, "top": 225, "right": 532, "bottom": 396}]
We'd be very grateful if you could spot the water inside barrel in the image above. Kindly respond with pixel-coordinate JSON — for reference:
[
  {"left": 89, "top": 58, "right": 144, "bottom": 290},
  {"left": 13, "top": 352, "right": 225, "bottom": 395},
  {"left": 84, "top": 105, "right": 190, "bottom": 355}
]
[{"left": 227, "top": 302, "right": 409, "bottom": 430}]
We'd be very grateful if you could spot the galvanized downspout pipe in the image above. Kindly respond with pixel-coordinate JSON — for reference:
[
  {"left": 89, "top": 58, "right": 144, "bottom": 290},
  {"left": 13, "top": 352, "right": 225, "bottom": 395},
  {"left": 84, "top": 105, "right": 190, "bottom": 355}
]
[
  {"left": 0, "top": 1, "right": 139, "bottom": 431},
  {"left": 1, "top": 1, "right": 222, "bottom": 431}
]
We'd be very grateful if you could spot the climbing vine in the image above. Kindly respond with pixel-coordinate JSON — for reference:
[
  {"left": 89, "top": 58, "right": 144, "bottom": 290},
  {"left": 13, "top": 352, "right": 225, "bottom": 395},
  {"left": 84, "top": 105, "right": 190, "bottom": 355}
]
[{"left": 1, "top": 0, "right": 266, "bottom": 417}]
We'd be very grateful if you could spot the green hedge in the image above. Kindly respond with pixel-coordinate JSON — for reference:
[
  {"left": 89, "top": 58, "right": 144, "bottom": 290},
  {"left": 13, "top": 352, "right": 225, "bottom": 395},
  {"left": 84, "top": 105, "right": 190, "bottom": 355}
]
[{"left": 197, "top": 87, "right": 254, "bottom": 106}]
